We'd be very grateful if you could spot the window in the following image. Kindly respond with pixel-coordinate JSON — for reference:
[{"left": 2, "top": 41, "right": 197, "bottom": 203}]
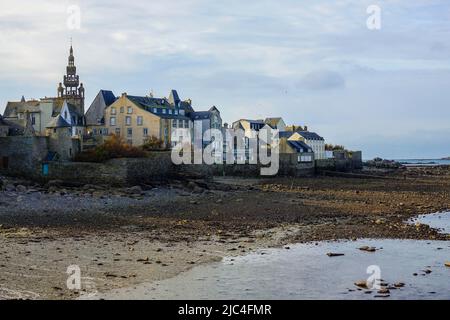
[
  {"left": 18, "top": 113, "right": 24, "bottom": 119},
  {"left": 172, "top": 120, "right": 177, "bottom": 128},
  {"left": 174, "top": 110, "right": 179, "bottom": 115},
  {"left": 115, "top": 128, "right": 121, "bottom": 136},
  {"left": 162, "top": 109, "right": 167, "bottom": 114},
  {"left": 110, "top": 117, "right": 116, "bottom": 126},
  {"left": 31, "top": 115, "right": 36, "bottom": 125},
  {"left": 153, "top": 108, "right": 157, "bottom": 113},
  {"left": 1, "top": 157, "right": 9, "bottom": 169},
  {"left": 93, "top": 129, "right": 97, "bottom": 135},
  {"left": 143, "top": 128, "right": 148, "bottom": 136},
  {"left": 126, "top": 116, "right": 131, "bottom": 126},
  {"left": 111, "top": 107, "right": 116, "bottom": 115},
  {"left": 64, "top": 111, "right": 68, "bottom": 120},
  {"left": 120, "top": 107, "right": 124, "bottom": 113},
  {"left": 127, "top": 107, "right": 133, "bottom": 114},
  {"left": 184, "top": 120, "right": 189, "bottom": 128},
  {"left": 137, "top": 116, "right": 143, "bottom": 126},
  {"left": 104, "top": 128, "right": 109, "bottom": 135},
  {"left": 127, "top": 139, "right": 133, "bottom": 145},
  {"left": 127, "top": 128, "right": 133, "bottom": 137},
  {"left": 168, "top": 109, "right": 172, "bottom": 115}
]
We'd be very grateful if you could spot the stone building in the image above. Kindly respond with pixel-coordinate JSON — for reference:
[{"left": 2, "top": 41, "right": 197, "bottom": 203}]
[
  {"left": 2, "top": 45, "right": 85, "bottom": 137},
  {"left": 99, "top": 91, "right": 194, "bottom": 147}
]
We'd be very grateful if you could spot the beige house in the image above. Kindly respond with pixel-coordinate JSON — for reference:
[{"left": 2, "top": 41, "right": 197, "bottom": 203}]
[
  {"left": 281, "top": 130, "right": 326, "bottom": 160},
  {"left": 100, "top": 91, "right": 194, "bottom": 147}
]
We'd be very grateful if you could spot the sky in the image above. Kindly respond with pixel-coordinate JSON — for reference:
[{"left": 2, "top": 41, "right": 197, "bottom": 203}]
[{"left": 0, "top": 0, "right": 449, "bottom": 159}]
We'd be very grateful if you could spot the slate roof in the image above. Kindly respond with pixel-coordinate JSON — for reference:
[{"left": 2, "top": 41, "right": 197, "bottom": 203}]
[
  {"left": 101, "top": 90, "right": 117, "bottom": 106},
  {"left": 265, "top": 117, "right": 283, "bottom": 128},
  {"left": 279, "top": 131, "right": 294, "bottom": 138},
  {"left": 46, "top": 114, "right": 71, "bottom": 128},
  {"left": 127, "top": 95, "right": 193, "bottom": 120},
  {"left": 288, "top": 141, "right": 313, "bottom": 153},
  {"left": 3, "top": 100, "right": 41, "bottom": 117},
  {"left": 297, "top": 131, "right": 324, "bottom": 141},
  {"left": 190, "top": 111, "right": 212, "bottom": 120}
]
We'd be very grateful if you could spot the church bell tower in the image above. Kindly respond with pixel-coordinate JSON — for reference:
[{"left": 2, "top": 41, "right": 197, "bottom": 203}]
[{"left": 57, "top": 43, "right": 85, "bottom": 115}]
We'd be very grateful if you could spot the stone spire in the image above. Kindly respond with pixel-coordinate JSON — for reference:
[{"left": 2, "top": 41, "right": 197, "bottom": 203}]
[{"left": 57, "top": 43, "right": 85, "bottom": 114}]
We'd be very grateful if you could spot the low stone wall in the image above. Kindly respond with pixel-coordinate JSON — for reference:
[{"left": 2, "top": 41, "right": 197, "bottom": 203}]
[
  {"left": 177, "top": 154, "right": 315, "bottom": 178},
  {"left": 0, "top": 136, "right": 49, "bottom": 178},
  {"left": 316, "top": 157, "right": 363, "bottom": 172},
  {"left": 45, "top": 152, "right": 173, "bottom": 186}
]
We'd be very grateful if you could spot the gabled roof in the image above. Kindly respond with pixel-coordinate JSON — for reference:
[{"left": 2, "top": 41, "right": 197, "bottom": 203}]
[
  {"left": 288, "top": 141, "right": 313, "bottom": 153},
  {"left": 46, "top": 115, "right": 71, "bottom": 128},
  {"left": 279, "top": 131, "right": 294, "bottom": 138},
  {"left": 4, "top": 100, "right": 40, "bottom": 117},
  {"left": 101, "top": 90, "right": 117, "bottom": 106},
  {"left": 168, "top": 90, "right": 180, "bottom": 105},
  {"left": 265, "top": 117, "right": 283, "bottom": 127},
  {"left": 297, "top": 131, "right": 324, "bottom": 141},
  {"left": 128, "top": 95, "right": 172, "bottom": 109},
  {"left": 190, "top": 111, "right": 212, "bottom": 120}
]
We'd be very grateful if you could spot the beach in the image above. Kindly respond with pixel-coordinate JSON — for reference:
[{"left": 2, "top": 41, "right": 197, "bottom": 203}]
[{"left": 1, "top": 166, "right": 449, "bottom": 299}]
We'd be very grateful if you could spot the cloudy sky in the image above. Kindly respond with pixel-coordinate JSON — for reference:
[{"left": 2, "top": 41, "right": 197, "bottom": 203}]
[{"left": 0, "top": 0, "right": 449, "bottom": 159}]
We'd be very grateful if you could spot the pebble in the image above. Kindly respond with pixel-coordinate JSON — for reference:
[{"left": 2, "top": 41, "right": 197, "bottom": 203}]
[{"left": 327, "top": 253, "right": 345, "bottom": 257}]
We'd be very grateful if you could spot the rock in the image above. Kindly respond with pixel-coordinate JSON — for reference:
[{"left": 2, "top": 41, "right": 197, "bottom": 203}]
[
  {"left": 423, "top": 269, "right": 432, "bottom": 274},
  {"left": 354, "top": 281, "right": 368, "bottom": 289},
  {"left": 137, "top": 257, "right": 149, "bottom": 262},
  {"left": 5, "top": 184, "right": 15, "bottom": 192},
  {"left": 327, "top": 253, "right": 345, "bottom": 257},
  {"left": 15, "top": 185, "right": 27, "bottom": 192},
  {"left": 359, "top": 246, "right": 377, "bottom": 252},
  {"left": 394, "top": 282, "right": 405, "bottom": 288},
  {"left": 127, "top": 186, "right": 143, "bottom": 194},
  {"left": 378, "top": 288, "right": 390, "bottom": 294},
  {"left": 47, "top": 180, "right": 64, "bottom": 187},
  {"left": 445, "top": 262, "right": 450, "bottom": 268}
]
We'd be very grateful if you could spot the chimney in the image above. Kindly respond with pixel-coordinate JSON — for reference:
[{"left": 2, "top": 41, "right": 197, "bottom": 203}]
[
  {"left": 304, "top": 125, "right": 308, "bottom": 131},
  {"left": 121, "top": 92, "right": 127, "bottom": 98}
]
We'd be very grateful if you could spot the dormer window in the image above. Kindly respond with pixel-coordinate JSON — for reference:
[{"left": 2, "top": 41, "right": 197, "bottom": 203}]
[
  {"left": 162, "top": 109, "right": 166, "bottom": 114},
  {"left": 153, "top": 108, "right": 157, "bottom": 113}
]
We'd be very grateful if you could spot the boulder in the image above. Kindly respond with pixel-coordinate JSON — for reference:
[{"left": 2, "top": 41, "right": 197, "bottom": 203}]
[
  {"left": 127, "top": 186, "right": 143, "bottom": 194},
  {"left": 16, "top": 185, "right": 27, "bottom": 192}
]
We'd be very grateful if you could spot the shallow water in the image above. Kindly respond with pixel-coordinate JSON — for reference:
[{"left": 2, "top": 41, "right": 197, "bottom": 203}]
[
  {"left": 410, "top": 212, "right": 450, "bottom": 234},
  {"left": 97, "top": 239, "right": 450, "bottom": 300}
]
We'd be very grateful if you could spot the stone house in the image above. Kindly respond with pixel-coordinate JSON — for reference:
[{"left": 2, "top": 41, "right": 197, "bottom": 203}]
[
  {"left": 280, "top": 130, "right": 326, "bottom": 160},
  {"left": 265, "top": 117, "right": 286, "bottom": 131},
  {"left": 190, "top": 106, "right": 223, "bottom": 157},
  {"left": 102, "top": 91, "right": 194, "bottom": 147},
  {"left": 85, "top": 90, "right": 117, "bottom": 135}
]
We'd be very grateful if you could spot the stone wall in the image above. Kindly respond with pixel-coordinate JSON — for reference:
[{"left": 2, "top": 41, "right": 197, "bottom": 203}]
[
  {"left": 0, "top": 136, "right": 49, "bottom": 178},
  {"left": 45, "top": 152, "right": 173, "bottom": 186},
  {"left": 175, "top": 153, "right": 315, "bottom": 178},
  {"left": 315, "top": 157, "right": 363, "bottom": 172}
]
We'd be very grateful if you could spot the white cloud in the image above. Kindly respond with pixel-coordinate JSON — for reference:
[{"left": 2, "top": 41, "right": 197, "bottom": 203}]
[{"left": 1, "top": 0, "right": 450, "bottom": 158}]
